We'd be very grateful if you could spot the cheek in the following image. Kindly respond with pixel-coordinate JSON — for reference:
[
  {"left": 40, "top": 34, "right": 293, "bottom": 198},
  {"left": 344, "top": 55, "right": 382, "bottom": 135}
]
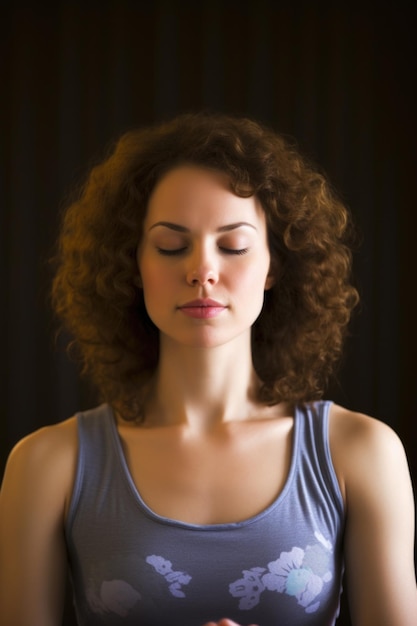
[
  {"left": 139, "top": 261, "right": 178, "bottom": 314},
  {"left": 140, "top": 254, "right": 164, "bottom": 285},
  {"left": 139, "top": 269, "right": 168, "bottom": 325},
  {"left": 237, "top": 256, "right": 271, "bottom": 289}
]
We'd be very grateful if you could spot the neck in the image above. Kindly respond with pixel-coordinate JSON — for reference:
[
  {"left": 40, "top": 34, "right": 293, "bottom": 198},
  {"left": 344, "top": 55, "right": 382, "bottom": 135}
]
[{"left": 145, "top": 335, "right": 262, "bottom": 430}]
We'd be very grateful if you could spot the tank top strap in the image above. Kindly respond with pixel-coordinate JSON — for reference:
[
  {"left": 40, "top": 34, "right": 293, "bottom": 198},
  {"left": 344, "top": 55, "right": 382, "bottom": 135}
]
[
  {"left": 294, "top": 401, "right": 345, "bottom": 520},
  {"left": 66, "top": 403, "right": 117, "bottom": 532}
]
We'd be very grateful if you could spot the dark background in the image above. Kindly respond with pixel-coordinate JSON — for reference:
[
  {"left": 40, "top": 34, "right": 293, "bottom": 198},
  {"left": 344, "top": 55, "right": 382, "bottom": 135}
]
[{"left": 1, "top": 2, "right": 415, "bottom": 625}]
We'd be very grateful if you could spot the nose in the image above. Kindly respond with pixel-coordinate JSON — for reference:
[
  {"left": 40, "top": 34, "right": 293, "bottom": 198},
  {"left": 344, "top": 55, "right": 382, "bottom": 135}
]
[{"left": 185, "top": 244, "right": 219, "bottom": 286}]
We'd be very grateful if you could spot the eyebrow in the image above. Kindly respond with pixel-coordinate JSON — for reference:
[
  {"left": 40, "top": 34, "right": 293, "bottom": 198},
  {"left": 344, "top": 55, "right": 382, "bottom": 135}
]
[{"left": 148, "top": 221, "right": 258, "bottom": 233}]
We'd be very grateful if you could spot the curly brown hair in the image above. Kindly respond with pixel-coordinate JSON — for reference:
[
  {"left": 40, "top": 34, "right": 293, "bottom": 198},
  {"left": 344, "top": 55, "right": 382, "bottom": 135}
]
[{"left": 51, "top": 111, "right": 359, "bottom": 420}]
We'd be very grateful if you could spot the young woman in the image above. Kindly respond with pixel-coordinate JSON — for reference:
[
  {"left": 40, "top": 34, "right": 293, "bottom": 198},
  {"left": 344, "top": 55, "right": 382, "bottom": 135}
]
[{"left": 0, "top": 112, "right": 416, "bottom": 626}]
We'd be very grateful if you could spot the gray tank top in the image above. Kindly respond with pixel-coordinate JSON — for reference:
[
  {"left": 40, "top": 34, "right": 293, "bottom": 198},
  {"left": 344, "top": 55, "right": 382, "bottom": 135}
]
[{"left": 65, "top": 401, "right": 345, "bottom": 625}]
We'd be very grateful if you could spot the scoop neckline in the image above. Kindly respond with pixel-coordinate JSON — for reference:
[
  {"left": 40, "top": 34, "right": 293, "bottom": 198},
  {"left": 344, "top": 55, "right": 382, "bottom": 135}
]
[{"left": 105, "top": 404, "right": 301, "bottom": 531}]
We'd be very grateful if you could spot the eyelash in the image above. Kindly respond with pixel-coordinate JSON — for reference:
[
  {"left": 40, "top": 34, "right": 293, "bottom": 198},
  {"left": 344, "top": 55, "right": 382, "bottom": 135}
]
[
  {"left": 156, "top": 247, "right": 249, "bottom": 257},
  {"left": 223, "top": 247, "right": 249, "bottom": 256}
]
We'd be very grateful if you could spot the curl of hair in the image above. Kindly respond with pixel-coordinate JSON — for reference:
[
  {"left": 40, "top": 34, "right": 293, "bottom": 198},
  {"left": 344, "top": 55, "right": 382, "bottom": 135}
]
[{"left": 51, "top": 112, "right": 359, "bottom": 420}]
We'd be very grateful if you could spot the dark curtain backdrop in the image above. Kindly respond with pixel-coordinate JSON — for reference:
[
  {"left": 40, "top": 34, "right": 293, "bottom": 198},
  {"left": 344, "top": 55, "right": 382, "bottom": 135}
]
[{"left": 1, "top": 2, "right": 415, "bottom": 625}]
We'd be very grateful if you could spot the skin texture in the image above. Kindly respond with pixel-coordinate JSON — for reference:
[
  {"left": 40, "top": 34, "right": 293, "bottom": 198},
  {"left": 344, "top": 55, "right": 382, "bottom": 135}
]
[
  {"left": 138, "top": 166, "right": 274, "bottom": 352},
  {"left": 0, "top": 166, "right": 416, "bottom": 626}
]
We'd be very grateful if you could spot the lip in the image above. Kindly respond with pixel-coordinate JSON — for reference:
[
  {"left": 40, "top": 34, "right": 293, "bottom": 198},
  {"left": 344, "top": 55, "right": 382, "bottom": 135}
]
[{"left": 178, "top": 298, "right": 227, "bottom": 319}]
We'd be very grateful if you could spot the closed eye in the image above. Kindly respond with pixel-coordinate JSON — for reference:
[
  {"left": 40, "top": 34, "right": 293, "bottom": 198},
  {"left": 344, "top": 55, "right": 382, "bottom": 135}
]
[
  {"left": 156, "top": 247, "right": 187, "bottom": 256},
  {"left": 220, "top": 247, "right": 249, "bottom": 255},
  {"left": 157, "top": 247, "right": 249, "bottom": 256}
]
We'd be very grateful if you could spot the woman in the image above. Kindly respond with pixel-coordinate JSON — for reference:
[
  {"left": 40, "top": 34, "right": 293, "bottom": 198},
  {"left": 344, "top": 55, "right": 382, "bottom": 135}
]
[{"left": 0, "top": 112, "right": 416, "bottom": 625}]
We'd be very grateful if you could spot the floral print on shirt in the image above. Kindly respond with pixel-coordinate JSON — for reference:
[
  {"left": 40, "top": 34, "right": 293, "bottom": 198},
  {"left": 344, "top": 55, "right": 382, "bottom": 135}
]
[
  {"left": 146, "top": 555, "right": 192, "bottom": 598},
  {"left": 86, "top": 579, "right": 142, "bottom": 617},
  {"left": 229, "top": 531, "right": 333, "bottom": 614}
]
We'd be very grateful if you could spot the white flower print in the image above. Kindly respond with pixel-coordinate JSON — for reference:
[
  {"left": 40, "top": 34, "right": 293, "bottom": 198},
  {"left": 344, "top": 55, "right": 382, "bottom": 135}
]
[
  {"left": 146, "top": 555, "right": 192, "bottom": 598},
  {"left": 263, "top": 548, "right": 326, "bottom": 611},
  {"left": 229, "top": 538, "right": 333, "bottom": 614},
  {"left": 228, "top": 567, "right": 266, "bottom": 610}
]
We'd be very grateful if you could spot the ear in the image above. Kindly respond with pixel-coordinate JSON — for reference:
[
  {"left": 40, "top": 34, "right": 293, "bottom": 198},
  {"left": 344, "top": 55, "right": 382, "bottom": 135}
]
[
  {"left": 264, "top": 272, "right": 275, "bottom": 291},
  {"left": 264, "top": 258, "right": 278, "bottom": 291}
]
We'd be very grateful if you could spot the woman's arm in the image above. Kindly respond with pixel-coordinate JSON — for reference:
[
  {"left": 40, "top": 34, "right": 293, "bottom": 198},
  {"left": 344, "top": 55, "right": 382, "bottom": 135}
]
[
  {"left": 331, "top": 406, "right": 417, "bottom": 625},
  {"left": 0, "top": 419, "right": 77, "bottom": 626}
]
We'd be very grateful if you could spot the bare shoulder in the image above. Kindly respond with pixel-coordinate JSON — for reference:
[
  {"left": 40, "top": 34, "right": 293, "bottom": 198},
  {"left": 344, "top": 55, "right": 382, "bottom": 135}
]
[
  {"left": 1, "top": 417, "right": 79, "bottom": 516},
  {"left": 329, "top": 403, "right": 407, "bottom": 456},
  {"left": 328, "top": 408, "right": 417, "bottom": 623},
  {"left": 329, "top": 403, "right": 405, "bottom": 447},
  {"left": 4, "top": 417, "right": 78, "bottom": 475},
  {"left": 328, "top": 403, "right": 411, "bottom": 503},
  {"left": 0, "top": 419, "right": 79, "bottom": 624}
]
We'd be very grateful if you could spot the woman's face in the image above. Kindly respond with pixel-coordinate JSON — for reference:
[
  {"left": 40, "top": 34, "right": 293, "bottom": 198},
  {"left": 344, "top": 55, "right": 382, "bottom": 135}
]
[{"left": 137, "top": 165, "right": 274, "bottom": 350}]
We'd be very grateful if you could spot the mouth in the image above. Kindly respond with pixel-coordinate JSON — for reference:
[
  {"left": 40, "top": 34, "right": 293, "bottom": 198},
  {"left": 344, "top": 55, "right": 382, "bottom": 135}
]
[{"left": 178, "top": 299, "right": 227, "bottom": 319}]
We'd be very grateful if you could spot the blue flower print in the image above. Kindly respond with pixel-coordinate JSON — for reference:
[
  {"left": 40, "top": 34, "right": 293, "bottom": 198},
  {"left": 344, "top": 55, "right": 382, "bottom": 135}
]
[
  {"left": 229, "top": 533, "right": 333, "bottom": 614},
  {"left": 262, "top": 547, "right": 329, "bottom": 613},
  {"left": 146, "top": 555, "right": 192, "bottom": 598},
  {"left": 228, "top": 567, "right": 266, "bottom": 610}
]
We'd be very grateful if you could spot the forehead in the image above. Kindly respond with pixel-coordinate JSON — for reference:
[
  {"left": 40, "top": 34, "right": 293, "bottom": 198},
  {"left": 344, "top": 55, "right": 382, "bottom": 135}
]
[{"left": 145, "top": 165, "right": 266, "bottom": 227}]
